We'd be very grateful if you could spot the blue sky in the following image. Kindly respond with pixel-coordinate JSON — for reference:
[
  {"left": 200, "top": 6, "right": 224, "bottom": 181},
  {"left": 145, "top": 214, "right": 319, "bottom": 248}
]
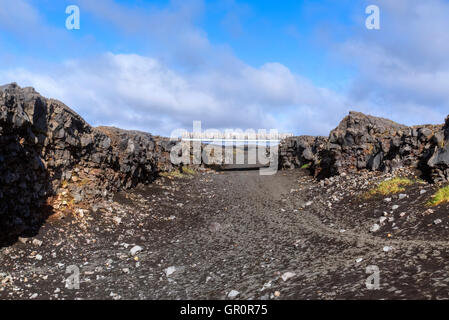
[{"left": 1, "top": 0, "right": 448, "bottom": 136}]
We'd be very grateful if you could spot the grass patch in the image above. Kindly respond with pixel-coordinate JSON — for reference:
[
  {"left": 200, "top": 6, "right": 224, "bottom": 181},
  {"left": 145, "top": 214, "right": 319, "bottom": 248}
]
[
  {"left": 160, "top": 170, "right": 185, "bottom": 179},
  {"left": 182, "top": 166, "right": 196, "bottom": 175},
  {"left": 365, "top": 177, "right": 414, "bottom": 198},
  {"left": 300, "top": 163, "right": 311, "bottom": 169},
  {"left": 427, "top": 185, "right": 449, "bottom": 207}
]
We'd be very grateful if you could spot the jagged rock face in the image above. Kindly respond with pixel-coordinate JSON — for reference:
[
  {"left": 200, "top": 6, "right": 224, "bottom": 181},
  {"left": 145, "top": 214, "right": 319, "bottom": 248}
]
[
  {"left": 0, "top": 83, "right": 177, "bottom": 240},
  {"left": 325, "top": 111, "right": 415, "bottom": 175},
  {"left": 428, "top": 116, "right": 449, "bottom": 181},
  {"left": 0, "top": 85, "right": 52, "bottom": 235},
  {"left": 279, "top": 136, "right": 326, "bottom": 170},
  {"left": 280, "top": 111, "right": 448, "bottom": 181}
]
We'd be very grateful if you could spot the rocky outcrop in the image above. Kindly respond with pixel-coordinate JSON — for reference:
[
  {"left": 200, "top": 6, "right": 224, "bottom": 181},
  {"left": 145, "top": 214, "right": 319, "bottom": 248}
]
[
  {"left": 279, "top": 136, "right": 326, "bottom": 170},
  {"left": 0, "top": 83, "right": 179, "bottom": 240},
  {"left": 428, "top": 116, "right": 449, "bottom": 182},
  {"left": 280, "top": 111, "right": 447, "bottom": 181},
  {"left": 2, "top": 82, "right": 449, "bottom": 241}
]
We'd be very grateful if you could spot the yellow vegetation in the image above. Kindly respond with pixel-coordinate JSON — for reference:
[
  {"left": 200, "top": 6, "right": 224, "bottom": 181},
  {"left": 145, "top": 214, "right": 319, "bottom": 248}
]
[
  {"left": 182, "top": 166, "right": 196, "bottom": 175},
  {"left": 365, "top": 177, "right": 414, "bottom": 198},
  {"left": 427, "top": 186, "right": 449, "bottom": 207}
]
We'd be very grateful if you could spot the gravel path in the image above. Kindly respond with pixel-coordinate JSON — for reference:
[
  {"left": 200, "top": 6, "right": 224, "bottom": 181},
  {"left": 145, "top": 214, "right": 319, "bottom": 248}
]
[{"left": 1, "top": 168, "right": 449, "bottom": 299}]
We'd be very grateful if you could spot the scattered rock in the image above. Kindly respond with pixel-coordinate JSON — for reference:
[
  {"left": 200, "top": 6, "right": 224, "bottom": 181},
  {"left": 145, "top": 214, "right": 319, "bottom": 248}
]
[
  {"left": 164, "top": 266, "right": 177, "bottom": 277},
  {"left": 370, "top": 224, "right": 381, "bottom": 232},
  {"left": 281, "top": 272, "right": 296, "bottom": 282},
  {"left": 32, "top": 239, "right": 43, "bottom": 247},
  {"left": 228, "top": 290, "right": 240, "bottom": 298},
  {"left": 129, "top": 245, "right": 143, "bottom": 256}
]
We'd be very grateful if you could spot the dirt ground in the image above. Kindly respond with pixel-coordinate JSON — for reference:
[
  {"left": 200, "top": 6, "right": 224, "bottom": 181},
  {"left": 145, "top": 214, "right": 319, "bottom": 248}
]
[{"left": 1, "top": 166, "right": 449, "bottom": 300}]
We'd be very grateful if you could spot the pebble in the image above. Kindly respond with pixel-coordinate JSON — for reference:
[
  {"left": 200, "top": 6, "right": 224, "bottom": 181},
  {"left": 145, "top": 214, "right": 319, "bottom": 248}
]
[
  {"left": 434, "top": 219, "right": 442, "bottom": 225},
  {"left": 392, "top": 205, "right": 399, "bottom": 210},
  {"left": 164, "top": 266, "right": 177, "bottom": 277},
  {"left": 129, "top": 245, "right": 143, "bottom": 256},
  {"left": 399, "top": 194, "right": 407, "bottom": 200},
  {"left": 383, "top": 246, "right": 393, "bottom": 252},
  {"left": 370, "top": 224, "right": 380, "bottom": 232},
  {"left": 32, "top": 239, "right": 43, "bottom": 247},
  {"left": 228, "top": 290, "right": 240, "bottom": 298},
  {"left": 35, "top": 254, "right": 43, "bottom": 261},
  {"left": 281, "top": 272, "right": 296, "bottom": 282},
  {"left": 18, "top": 237, "right": 29, "bottom": 244}
]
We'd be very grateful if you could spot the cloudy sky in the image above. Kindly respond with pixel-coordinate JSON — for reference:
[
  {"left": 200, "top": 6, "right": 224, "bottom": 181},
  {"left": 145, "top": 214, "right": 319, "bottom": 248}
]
[{"left": 0, "top": 0, "right": 448, "bottom": 136}]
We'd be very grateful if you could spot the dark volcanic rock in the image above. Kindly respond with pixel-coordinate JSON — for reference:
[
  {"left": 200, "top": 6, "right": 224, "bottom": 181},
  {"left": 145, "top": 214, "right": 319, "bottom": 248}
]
[
  {"left": 280, "top": 111, "right": 447, "bottom": 181},
  {"left": 428, "top": 116, "right": 449, "bottom": 182},
  {"left": 279, "top": 136, "right": 326, "bottom": 170},
  {"left": 0, "top": 83, "right": 179, "bottom": 242},
  {"left": 323, "top": 111, "right": 409, "bottom": 176}
]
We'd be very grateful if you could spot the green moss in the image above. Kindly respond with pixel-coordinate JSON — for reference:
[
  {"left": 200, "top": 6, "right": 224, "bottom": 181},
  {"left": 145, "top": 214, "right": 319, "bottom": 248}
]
[
  {"left": 427, "top": 186, "right": 449, "bottom": 207},
  {"left": 300, "top": 163, "right": 311, "bottom": 169},
  {"left": 366, "top": 177, "right": 414, "bottom": 198},
  {"left": 182, "top": 166, "right": 196, "bottom": 175},
  {"left": 160, "top": 170, "right": 185, "bottom": 178}
]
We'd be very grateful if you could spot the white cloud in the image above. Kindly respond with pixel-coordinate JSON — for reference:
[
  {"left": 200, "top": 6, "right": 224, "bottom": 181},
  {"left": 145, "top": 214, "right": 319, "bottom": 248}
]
[
  {"left": 3, "top": 0, "right": 449, "bottom": 138},
  {"left": 0, "top": 52, "right": 349, "bottom": 136},
  {"left": 339, "top": 0, "right": 449, "bottom": 125}
]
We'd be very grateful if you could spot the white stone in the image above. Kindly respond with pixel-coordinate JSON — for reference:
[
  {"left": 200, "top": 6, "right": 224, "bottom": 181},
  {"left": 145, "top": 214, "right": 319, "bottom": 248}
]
[
  {"left": 370, "top": 224, "right": 380, "bottom": 232},
  {"left": 129, "top": 245, "right": 143, "bottom": 256},
  {"left": 113, "top": 216, "right": 122, "bottom": 224},
  {"left": 281, "top": 272, "right": 296, "bottom": 282},
  {"left": 164, "top": 266, "right": 176, "bottom": 277},
  {"left": 228, "top": 290, "right": 240, "bottom": 298}
]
